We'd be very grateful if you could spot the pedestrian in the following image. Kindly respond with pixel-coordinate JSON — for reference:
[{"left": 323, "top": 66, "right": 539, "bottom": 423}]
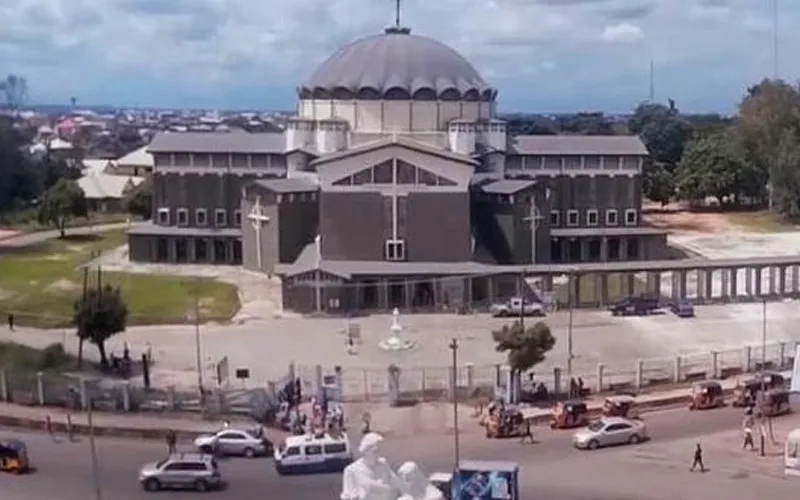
[
  {"left": 7, "top": 313, "right": 13, "bottom": 331},
  {"left": 690, "top": 442, "right": 705, "bottom": 472},
  {"left": 520, "top": 420, "right": 534, "bottom": 444},
  {"left": 742, "top": 412, "right": 755, "bottom": 450},
  {"left": 166, "top": 429, "right": 177, "bottom": 454}
]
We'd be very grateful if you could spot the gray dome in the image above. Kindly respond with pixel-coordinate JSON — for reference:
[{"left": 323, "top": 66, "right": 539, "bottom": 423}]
[{"left": 299, "top": 28, "right": 496, "bottom": 102}]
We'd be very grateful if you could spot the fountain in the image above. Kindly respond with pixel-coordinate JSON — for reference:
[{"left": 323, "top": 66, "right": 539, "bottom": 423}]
[{"left": 378, "top": 308, "right": 415, "bottom": 352}]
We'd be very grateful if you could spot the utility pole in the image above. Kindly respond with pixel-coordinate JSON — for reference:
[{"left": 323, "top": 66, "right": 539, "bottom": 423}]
[
  {"left": 567, "top": 269, "right": 575, "bottom": 379},
  {"left": 760, "top": 298, "right": 767, "bottom": 457},
  {"left": 87, "top": 397, "right": 103, "bottom": 500},
  {"left": 648, "top": 59, "right": 655, "bottom": 102},
  {"left": 449, "top": 338, "right": 460, "bottom": 472},
  {"left": 193, "top": 281, "right": 204, "bottom": 398}
]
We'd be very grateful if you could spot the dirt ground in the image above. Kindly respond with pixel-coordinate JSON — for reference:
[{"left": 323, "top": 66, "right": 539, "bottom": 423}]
[{"left": 643, "top": 202, "right": 738, "bottom": 233}]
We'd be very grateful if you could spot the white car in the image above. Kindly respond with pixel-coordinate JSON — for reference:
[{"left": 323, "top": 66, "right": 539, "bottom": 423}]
[
  {"left": 572, "top": 417, "right": 648, "bottom": 450},
  {"left": 193, "top": 428, "right": 273, "bottom": 458}
]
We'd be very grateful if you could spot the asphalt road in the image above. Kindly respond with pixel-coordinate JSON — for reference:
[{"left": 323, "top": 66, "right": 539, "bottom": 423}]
[{"left": 3, "top": 404, "right": 792, "bottom": 500}]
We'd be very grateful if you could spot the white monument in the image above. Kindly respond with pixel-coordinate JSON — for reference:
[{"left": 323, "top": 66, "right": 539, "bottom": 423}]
[
  {"left": 341, "top": 433, "right": 404, "bottom": 500},
  {"left": 397, "top": 462, "right": 444, "bottom": 500},
  {"left": 378, "top": 308, "right": 415, "bottom": 352}
]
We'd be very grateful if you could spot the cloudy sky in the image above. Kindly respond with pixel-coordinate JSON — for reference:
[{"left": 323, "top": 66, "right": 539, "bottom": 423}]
[{"left": 0, "top": 0, "right": 795, "bottom": 113}]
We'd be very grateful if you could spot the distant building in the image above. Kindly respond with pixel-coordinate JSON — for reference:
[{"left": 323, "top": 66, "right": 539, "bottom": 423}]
[
  {"left": 127, "top": 24, "right": 666, "bottom": 313},
  {"left": 111, "top": 145, "right": 154, "bottom": 177},
  {"left": 78, "top": 159, "right": 145, "bottom": 212}
]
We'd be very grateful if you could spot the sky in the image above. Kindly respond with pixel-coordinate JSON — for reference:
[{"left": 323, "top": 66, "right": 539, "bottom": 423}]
[{"left": 0, "top": 0, "right": 796, "bottom": 113}]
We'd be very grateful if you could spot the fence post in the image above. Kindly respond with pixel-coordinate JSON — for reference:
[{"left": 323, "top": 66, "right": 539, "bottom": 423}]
[
  {"left": 465, "top": 363, "right": 475, "bottom": 394},
  {"left": 122, "top": 381, "right": 131, "bottom": 412},
  {"left": 673, "top": 356, "right": 682, "bottom": 383},
  {"left": 0, "top": 370, "right": 7, "bottom": 402},
  {"left": 596, "top": 364, "right": 604, "bottom": 393},
  {"left": 79, "top": 377, "right": 88, "bottom": 410},
  {"left": 635, "top": 360, "right": 644, "bottom": 389},
  {"left": 744, "top": 346, "right": 752, "bottom": 372},
  {"left": 710, "top": 351, "right": 719, "bottom": 378},
  {"left": 36, "top": 371, "right": 45, "bottom": 406},
  {"left": 66, "top": 414, "right": 74, "bottom": 441}
]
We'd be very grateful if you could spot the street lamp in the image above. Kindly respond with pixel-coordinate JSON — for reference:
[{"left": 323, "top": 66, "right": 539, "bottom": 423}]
[
  {"left": 449, "top": 338, "right": 460, "bottom": 472},
  {"left": 760, "top": 297, "right": 767, "bottom": 457},
  {"left": 567, "top": 268, "right": 577, "bottom": 380}
]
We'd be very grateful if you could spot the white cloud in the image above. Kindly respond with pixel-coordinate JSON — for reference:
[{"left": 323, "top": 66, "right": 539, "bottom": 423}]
[
  {"left": 601, "top": 22, "right": 645, "bottom": 43},
  {"left": 0, "top": 0, "right": 797, "bottom": 112}
]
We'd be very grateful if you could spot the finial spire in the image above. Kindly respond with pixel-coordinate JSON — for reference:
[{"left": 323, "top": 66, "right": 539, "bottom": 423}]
[
  {"left": 385, "top": 0, "right": 411, "bottom": 34},
  {"left": 395, "top": 0, "right": 401, "bottom": 27}
]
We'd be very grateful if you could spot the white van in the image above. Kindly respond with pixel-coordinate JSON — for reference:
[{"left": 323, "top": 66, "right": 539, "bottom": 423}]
[
  {"left": 785, "top": 428, "right": 800, "bottom": 476},
  {"left": 274, "top": 433, "right": 353, "bottom": 475}
]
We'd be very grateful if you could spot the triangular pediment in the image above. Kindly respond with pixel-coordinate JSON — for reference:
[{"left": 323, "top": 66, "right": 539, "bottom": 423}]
[
  {"left": 332, "top": 160, "right": 458, "bottom": 187},
  {"left": 310, "top": 135, "right": 478, "bottom": 168}
]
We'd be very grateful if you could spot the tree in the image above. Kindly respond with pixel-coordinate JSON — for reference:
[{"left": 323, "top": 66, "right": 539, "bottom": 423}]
[
  {"left": 642, "top": 162, "right": 675, "bottom": 206},
  {"left": 675, "top": 131, "right": 756, "bottom": 204},
  {"left": 73, "top": 284, "right": 128, "bottom": 367},
  {"left": 36, "top": 179, "right": 88, "bottom": 237},
  {"left": 0, "top": 123, "right": 38, "bottom": 212},
  {"left": 492, "top": 320, "right": 556, "bottom": 374},
  {"left": 0, "top": 74, "right": 28, "bottom": 110},
  {"left": 123, "top": 178, "right": 152, "bottom": 219}
]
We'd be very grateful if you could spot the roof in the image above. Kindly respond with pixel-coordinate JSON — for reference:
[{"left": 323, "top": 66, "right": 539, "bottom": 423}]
[
  {"left": 78, "top": 173, "right": 144, "bottom": 199},
  {"left": 478, "top": 179, "right": 536, "bottom": 194},
  {"left": 147, "top": 131, "right": 284, "bottom": 154},
  {"left": 310, "top": 135, "right": 478, "bottom": 168},
  {"left": 510, "top": 135, "right": 648, "bottom": 156},
  {"left": 551, "top": 227, "right": 666, "bottom": 238},
  {"left": 252, "top": 178, "right": 318, "bottom": 194},
  {"left": 115, "top": 145, "right": 153, "bottom": 167},
  {"left": 301, "top": 29, "right": 493, "bottom": 101},
  {"left": 126, "top": 221, "right": 241, "bottom": 237},
  {"left": 283, "top": 433, "right": 348, "bottom": 448}
]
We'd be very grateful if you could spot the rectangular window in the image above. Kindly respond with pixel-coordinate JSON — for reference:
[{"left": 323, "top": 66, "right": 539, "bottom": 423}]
[
  {"left": 157, "top": 208, "right": 170, "bottom": 225},
  {"left": 176, "top": 208, "right": 188, "bottom": 226},
  {"left": 234, "top": 210, "right": 242, "bottom": 226},
  {"left": 196, "top": 209, "right": 208, "bottom": 226},
  {"left": 215, "top": 209, "right": 227, "bottom": 227},
  {"left": 550, "top": 210, "right": 560, "bottom": 227},
  {"left": 567, "top": 210, "right": 579, "bottom": 227},
  {"left": 625, "top": 209, "right": 638, "bottom": 226},
  {"left": 385, "top": 239, "right": 406, "bottom": 261},
  {"left": 606, "top": 209, "right": 618, "bottom": 226},
  {"left": 586, "top": 209, "right": 599, "bottom": 227}
]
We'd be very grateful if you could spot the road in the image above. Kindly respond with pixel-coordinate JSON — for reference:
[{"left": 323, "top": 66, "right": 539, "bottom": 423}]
[{"left": 3, "top": 405, "right": 796, "bottom": 500}]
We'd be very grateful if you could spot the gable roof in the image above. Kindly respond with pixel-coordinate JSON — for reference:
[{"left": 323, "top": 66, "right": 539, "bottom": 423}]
[
  {"left": 309, "top": 135, "right": 479, "bottom": 168},
  {"left": 115, "top": 145, "right": 153, "bottom": 167},
  {"left": 478, "top": 179, "right": 536, "bottom": 194},
  {"left": 78, "top": 173, "right": 145, "bottom": 199},
  {"left": 509, "top": 135, "right": 648, "bottom": 156},
  {"left": 147, "top": 131, "right": 285, "bottom": 154}
]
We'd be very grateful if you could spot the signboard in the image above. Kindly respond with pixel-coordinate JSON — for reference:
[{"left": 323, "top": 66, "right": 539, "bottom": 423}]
[
  {"left": 235, "top": 368, "right": 250, "bottom": 380},
  {"left": 452, "top": 460, "right": 519, "bottom": 500}
]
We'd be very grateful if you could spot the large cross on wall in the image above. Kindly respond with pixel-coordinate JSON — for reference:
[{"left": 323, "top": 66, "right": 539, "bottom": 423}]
[{"left": 248, "top": 195, "right": 270, "bottom": 269}]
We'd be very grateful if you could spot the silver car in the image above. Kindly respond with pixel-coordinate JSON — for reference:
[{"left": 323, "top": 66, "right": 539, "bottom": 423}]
[
  {"left": 572, "top": 417, "right": 648, "bottom": 450},
  {"left": 138, "top": 453, "right": 221, "bottom": 492},
  {"left": 193, "top": 428, "right": 273, "bottom": 457}
]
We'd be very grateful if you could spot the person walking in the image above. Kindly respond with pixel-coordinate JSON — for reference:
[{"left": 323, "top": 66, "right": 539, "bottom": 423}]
[
  {"left": 690, "top": 443, "right": 705, "bottom": 472},
  {"left": 7, "top": 313, "right": 13, "bottom": 331},
  {"left": 743, "top": 412, "right": 755, "bottom": 450},
  {"left": 166, "top": 429, "right": 177, "bottom": 455},
  {"left": 520, "top": 419, "right": 534, "bottom": 444}
]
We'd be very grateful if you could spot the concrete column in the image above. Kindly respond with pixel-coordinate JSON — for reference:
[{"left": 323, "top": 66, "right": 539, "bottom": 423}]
[
  {"left": 779, "top": 342, "right": 787, "bottom": 368},
  {"left": 596, "top": 364, "right": 604, "bottom": 392},
  {"left": 673, "top": 356, "right": 682, "bottom": 382},
  {"left": 0, "top": 371, "right": 7, "bottom": 401},
  {"left": 503, "top": 366, "right": 513, "bottom": 404},
  {"left": 626, "top": 273, "right": 635, "bottom": 297},
  {"left": 168, "top": 238, "right": 177, "bottom": 263},
  {"left": 404, "top": 283, "right": 413, "bottom": 310},
  {"left": 595, "top": 274, "right": 604, "bottom": 307},
  {"left": 721, "top": 269, "right": 730, "bottom": 300},
  {"left": 464, "top": 278, "right": 473, "bottom": 306},
  {"left": 487, "top": 278, "right": 495, "bottom": 303},
  {"left": 730, "top": 268, "right": 738, "bottom": 299},
  {"left": 653, "top": 272, "right": 662, "bottom": 296},
  {"left": 769, "top": 267, "right": 777, "bottom": 296},
  {"left": 207, "top": 238, "right": 215, "bottom": 263},
  {"left": 635, "top": 360, "right": 644, "bottom": 388},
  {"left": 705, "top": 270, "right": 714, "bottom": 301},
  {"left": 793, "top": 266, "right": 800, "bottom": 294},
  {"left": 36, "top": 372, "right": 45, "bottom": 405},
  {"left": 754, "top": 267, "right": 763, "bottom": 297},
  {"left": 573, "top": 274, "right": 582, "bottom": 305},
  {"left": 711, "top": 351, "right": 719, "bottom": 378},
  {"left": 79, "top": 377, "right": 88, "bottom": 410},
  {"left": 678, "top": 271, "right": 688, "bottom": 299},
  {"left": 188, "top": 238, "right": 196, "bottom": 262},
  {"left": 670, "top": 272, "right": 679, "bottom": 302},
  {"left": 580, "top": 239, "right": 589, "bottom": 262},
  {"left": 378, "top": 280, "right": 389, "bottom": 309},
  {"left": 600, "top": 237, "right": 608, "bottom": 261},
  {"left": 696, "top": 269, "right": 706, "bottom": 302},
  {"left": 122, "top": 381, "right": 131, "bottom": 411},
  {"left": 744, "top": 346, "right": 752, "bottom": 372},
  {"left": 600, "top": 273, "right": 609, "bottom": 305},
  {"left": 780, "top": 266, "right": 788, "bottom": 295},
  {"left": 465, "top": 363, "right": 475, "bottom": 393},
  {"left": 745, "top": 268, "right": 753, "bottom": 296}
]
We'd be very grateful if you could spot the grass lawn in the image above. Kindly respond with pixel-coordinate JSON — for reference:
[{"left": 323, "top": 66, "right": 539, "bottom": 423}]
[
  {"left": 0, "top": 209, "right": 133, "bottom": 233},
  {"left": 0, "top": 341, "right": 74, "bottom": 372},
  {"left": 551, "top": 272, "right": 656, "bottom": 305},
  {"left": 723, "top": 210, "right": 800, "bottom": 233},
  {"left": 0, "top": 230, "right": 240, "bottom": 328}
]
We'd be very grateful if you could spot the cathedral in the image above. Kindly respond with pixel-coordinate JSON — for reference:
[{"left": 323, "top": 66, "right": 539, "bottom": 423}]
[{"left": 127, "top": 22, "right": 667, "bottom": 313}]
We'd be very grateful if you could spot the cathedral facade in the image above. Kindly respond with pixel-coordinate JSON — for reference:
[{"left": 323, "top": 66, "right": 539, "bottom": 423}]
[{"left": 127, "top": 25, "right": 667, "bottom": 313}]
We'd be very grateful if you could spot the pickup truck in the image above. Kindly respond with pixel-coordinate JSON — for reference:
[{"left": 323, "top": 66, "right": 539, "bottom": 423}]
[{"left": 490, "top": 297, "right": 545, "bottom": 317}]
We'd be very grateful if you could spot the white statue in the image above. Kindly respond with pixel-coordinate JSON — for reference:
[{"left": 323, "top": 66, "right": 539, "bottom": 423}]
[
  {"left": 341, "top": 433, "right": 403, "bottom": 500},
  {"left": 397, "top": 462, "right": 444, "bottom": 500}
]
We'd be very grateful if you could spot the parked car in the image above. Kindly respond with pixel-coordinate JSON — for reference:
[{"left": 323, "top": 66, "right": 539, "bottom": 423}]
[
  {"left": 490, "top": 297, "right": 545, "bottom": 317},
  {"left": 609, "top": 295, "right": 659, "bottom": 316},
  {"left": 138, "top": 453, "right": 222, "bottom": 492},
  {"left": 572, "top": 417, "right": 648, "bottom": 450},
  {"left": 193, "top": 427, "right": 273, "bottom": 458},
  {"left": 670, "top": 299, "right": 695, "bottom": 318}
]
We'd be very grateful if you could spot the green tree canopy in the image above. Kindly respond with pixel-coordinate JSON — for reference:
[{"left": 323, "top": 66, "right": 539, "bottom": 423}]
[
  {"left": 123, "top": 178, "right": 152, "bottom": 220},
  {"left": 492, "top": 320, "right": 556, "bottom": 374},
  {"left": 73, "top": 284, "right": 128, "bottom": 366},
  {"left": 36, "top": 178, "right": 88, "bottom": 237},
  {"left": 629, "top": 100, "right": 694, "bottom": 166}
]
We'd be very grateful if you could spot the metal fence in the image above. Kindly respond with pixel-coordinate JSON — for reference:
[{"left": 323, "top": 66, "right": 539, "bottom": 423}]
[{"left": 0, "top": 340, "right": 795, "bottom": 413}]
